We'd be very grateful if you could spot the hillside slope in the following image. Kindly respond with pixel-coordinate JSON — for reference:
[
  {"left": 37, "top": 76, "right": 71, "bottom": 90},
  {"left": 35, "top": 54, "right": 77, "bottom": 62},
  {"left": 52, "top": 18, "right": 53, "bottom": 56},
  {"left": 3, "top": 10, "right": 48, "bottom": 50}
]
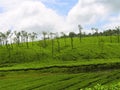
[
  {"left": 0, "top": 36, "right": 120, "bottom": 89},
  {"left": 0, "top": 36, "right": 120, "bottom": 70}
]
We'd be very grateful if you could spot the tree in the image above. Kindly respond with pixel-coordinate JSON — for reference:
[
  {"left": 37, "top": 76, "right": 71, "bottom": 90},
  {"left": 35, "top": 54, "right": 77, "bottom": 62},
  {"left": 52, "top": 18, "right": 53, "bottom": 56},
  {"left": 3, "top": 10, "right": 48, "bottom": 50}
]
[
  {"left": 50, "top": 32, "right": 55, "bottom": 58},
  {"left": 9, "top": 32, "right": 13, "bottom": 48},
  {"left": 0, "top": 32, "right": 3, "bottom": 46},
  {"left": 20, "top": 31, "right": 26, "bottom": 44},
  {"left": 98, "top": 38, "right": 104, "bottom": 53},
  {"left": 109, "top": 29, "right": 113, "bottom": 43},
  {"left": 95, "top": 28, "right": 98, "bottom": 37},
  {"left": 78, "top": 25, "right": 83, "bottom": 42},
  {"left": 91, "top": 28, "right": 95, "bottom": 36},
  {"left": 14, "top": 31, "right": 21, "bottom": 46},
  {"left": 24, "top": 31, "right": 29, "bottom": 48},
  {"left": 61, "top": 32, "right": 67, "bottom": 47},
  {"left": 2, "top": 30, "right": 12, "bottom": 61},
  {"left": 42, "top": 31, "right": 47, "bottom": 48},
  {"left": 0, "top": 30, "right": 11, "bottom": 48},
  {"left": 69, "top": 32, "right": 76, "bottom": 49},
  {"left": 28, "top": 32, "right": 37, "bottom": 46},
  {"left": 116, "top": 26, "right": 120, "bottom": 43},
  {"left": 0, "top": 32, "right": 6, "bottom": 46},
  {"left": 83, "top": 32, "right": 86, "bottom": 37},
  {"left": 19, "top": 31, "right": 29, "bottom": 48},
  {"left": 55, "top": 32, "right": 60, "bottom": 52},
  {"left": 91, "top": 28, "right": 98, "bottom": 37}
]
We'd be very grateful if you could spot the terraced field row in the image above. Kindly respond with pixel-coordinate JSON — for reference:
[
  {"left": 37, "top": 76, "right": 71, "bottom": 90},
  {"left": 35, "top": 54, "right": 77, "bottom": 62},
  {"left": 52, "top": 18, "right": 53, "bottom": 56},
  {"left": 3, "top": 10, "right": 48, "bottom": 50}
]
[{"left": 0, "top": 69, "right": 120, "bottom": 90}]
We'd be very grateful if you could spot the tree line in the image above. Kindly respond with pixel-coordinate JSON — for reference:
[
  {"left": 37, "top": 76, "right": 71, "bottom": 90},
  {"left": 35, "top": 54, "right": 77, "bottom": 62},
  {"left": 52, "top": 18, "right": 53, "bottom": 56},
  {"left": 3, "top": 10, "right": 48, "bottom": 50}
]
[
  {"left": 0, "top": 26, "right": 120, "bottom": 47},
  {"left": 0, "top": 25, "right": 120, "bottom": 59}
]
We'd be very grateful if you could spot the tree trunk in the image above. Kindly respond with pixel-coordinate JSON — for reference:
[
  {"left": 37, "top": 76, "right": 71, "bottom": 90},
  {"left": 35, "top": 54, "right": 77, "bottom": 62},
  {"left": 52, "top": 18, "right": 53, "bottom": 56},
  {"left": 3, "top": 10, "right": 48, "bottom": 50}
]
[
  {"left": 57, "top": 38, "right": 60, "bottom": 52},
  {"left": 64, "top": 37, "right": 66, "bottom": 47},
  {"left": 117, "top": 29, "right": 120, "bottom": 43},
  {"left": 26, "top": 36, "right": 29, "bottom": 48},
  {"left": 52, "top": 39, "right": 54, "bottom": 58},
  {"left": 79, "top": 30, "right": 82, "bottom": 43},
  {"left": 71, "top": 37, "right": 73, "bottom": 49}
]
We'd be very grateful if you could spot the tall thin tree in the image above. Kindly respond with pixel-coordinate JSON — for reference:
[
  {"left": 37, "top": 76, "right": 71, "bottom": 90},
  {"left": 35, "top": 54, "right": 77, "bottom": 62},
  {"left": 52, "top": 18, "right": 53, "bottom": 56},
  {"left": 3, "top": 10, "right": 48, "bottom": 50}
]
[
  {"left": 55, "top": 32, "right": 60, "bottom": 52},
  {"left": 29, "top": 32, "right": 37, "bottom": 46},
  {"left": 61, "top": 32, "right": 67, "bottom": 47},
  {"left": 42, "top": 31, "right": 47, "bottom": 48},
  {"left": 69, "top": 32, "right": 75, "bottom": 49},
  {"left": 50, "top": 32, "right": 55, "bottom": 58},
  {"left": 116, "top": 26, "right": 120, "bottom": 43},
  {"left": 14, "top": 31, "right": 21, "bottom": 46},
  {"left": 78, "top": 25, "right": 83, "bottom": 43},
  {"left": 0, "top": 32, "right": 3, "bottom": 46}
]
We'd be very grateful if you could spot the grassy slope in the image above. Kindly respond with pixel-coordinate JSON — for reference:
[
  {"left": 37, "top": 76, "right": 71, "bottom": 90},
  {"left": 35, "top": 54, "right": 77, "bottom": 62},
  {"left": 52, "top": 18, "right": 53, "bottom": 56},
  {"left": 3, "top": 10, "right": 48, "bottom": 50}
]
[
  {"left": 0, "top": 36, "right": 120, "bottom": 70},
  {"left": 0, "top": 36, "right": 120, "bottom": 89}
]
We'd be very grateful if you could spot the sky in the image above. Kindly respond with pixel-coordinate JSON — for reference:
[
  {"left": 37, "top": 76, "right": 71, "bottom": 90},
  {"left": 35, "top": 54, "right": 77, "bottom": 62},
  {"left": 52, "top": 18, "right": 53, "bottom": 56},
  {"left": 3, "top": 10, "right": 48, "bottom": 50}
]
[{"left": 0, "top": 0, "right": 120, "bottom": 34}]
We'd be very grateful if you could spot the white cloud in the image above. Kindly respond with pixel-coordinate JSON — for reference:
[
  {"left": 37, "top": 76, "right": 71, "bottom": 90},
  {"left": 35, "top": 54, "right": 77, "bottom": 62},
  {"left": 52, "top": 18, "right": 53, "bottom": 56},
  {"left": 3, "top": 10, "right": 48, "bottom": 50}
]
[
  {"left": 67, "top": 0, "right": 108, "bottom": 27},
  {"left": 0, "top": 0, "right": 120, "bottom": 34},
  {"left": 103, "top": 14, "right": 120, "bottom": 30},
  {"left": 66, "top": 0, "right": 120, "bottom": 32},
  {"left": 0, "top": 0, "right": 67, "bottom": 33}
]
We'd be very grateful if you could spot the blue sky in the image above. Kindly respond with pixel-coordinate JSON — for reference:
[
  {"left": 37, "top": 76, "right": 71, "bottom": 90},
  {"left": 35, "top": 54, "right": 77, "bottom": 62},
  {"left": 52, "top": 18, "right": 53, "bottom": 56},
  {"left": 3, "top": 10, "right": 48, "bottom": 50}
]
[
  {"left": 0, "top": 0, "right": 120, "bottom": 33},
  {"left": 41, "top": 0, "right": 78, "bottom": 15},
  {"left": 0, "top": 7, "right": 3, "bottom": 13}
]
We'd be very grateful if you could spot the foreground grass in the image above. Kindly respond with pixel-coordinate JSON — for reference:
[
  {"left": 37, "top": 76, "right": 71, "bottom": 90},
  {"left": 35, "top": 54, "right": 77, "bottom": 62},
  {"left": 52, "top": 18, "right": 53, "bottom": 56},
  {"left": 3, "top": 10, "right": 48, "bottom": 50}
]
[
  {"left": 0, "top": 69, "right": 120, "bottom": 90},
  {"left": 81, "top": 82, "right": 120, "bottom": 90}
]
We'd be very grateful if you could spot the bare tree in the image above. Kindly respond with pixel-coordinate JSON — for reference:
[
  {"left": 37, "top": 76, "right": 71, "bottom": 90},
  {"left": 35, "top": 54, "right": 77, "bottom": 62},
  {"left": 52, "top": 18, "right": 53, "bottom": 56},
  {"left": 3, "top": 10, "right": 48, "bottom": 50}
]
[
  {"left": 42, "top": 31, "right": 47, "bottom": 48},
  {"left": 9, "top": 32, "right": 13, "bottom": 48},
  {"left": 69, "top": 32, "right": 76, "bottom": 49},
  {"left": 61, "top": 32, "right": 67, "bottom": 47},
  {"left": 14, "top": 31, "right": 21, "bottom": 46},
  {"left": 0, "top": 32, "right": 3, "bottom": 46},
  {"left": 24, "top": 31, "right": 29, "bottom": 48},
  {"left": 78, "top": 25, "right": 83, "bottom": 43},
  {"left": 28, "top": 32, "right": 37, "bottom": 46},
  {"left": 116, "top": 26, "right": 120, "bottom": 43},
  {"left": 21, "top": 31, "right": 26, "bottom": 43},
  {"left": 55, "top": 32, "right": 60, "bottom": 52},
  {"left": 50, "top": 32, "right": 55, "bottom": 58},
  {"left": 18, "top": 31, "right": 29, "bottom": 48},
  {"left": 109, "top": 29, "right": 112, "bottom": 43},
  {"left": 91, "top": 28, "right": 98, "bottom": 37},
  {"left": 2, "top": 30, "right": 12, "bottom": 60},
  {"left": 91, "top": 28, "right": 95, "bottom": 36},
  {"left": 1, "top": 30, "right": 11, "bottom": 48},
  {"left": 95, "top": 28, "right": 98, "bottom": 37}
]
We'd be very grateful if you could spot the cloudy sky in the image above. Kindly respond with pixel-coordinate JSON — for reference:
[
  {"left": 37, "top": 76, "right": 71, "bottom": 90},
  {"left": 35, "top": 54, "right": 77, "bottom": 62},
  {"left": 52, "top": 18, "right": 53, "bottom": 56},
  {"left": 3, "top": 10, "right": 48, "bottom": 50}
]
[{"left": 0, "top": 0, "right": 120, "bottom": 34}]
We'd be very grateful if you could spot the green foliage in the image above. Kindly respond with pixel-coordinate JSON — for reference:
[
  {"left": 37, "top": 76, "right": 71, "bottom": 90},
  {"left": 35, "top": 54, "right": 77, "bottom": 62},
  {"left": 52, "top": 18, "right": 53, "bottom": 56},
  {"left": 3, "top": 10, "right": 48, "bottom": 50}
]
[{"left": 81, "top": 82, "right": 120, "bottom": 90}]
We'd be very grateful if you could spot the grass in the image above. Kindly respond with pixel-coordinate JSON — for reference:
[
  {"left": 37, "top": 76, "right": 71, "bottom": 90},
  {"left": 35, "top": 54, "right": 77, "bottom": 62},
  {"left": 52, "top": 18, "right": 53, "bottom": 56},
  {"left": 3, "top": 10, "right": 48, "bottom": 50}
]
[
  {"left": 0, "top": 37, "right": 119, "bottom": 60},
  {"left": 0, "top": 69, "right": 120, "bottom": 90},
  {"left": 0, "top": 58, "right": 120, "bottom": 71},
  {"left": 0, "top": 36, "right": 120, "bottom": 70},
  {"left": 81, "top": 82, "right": 120, "bottom": 90},
  {"left": 0, "top": 36, "right": 120, "bottom": 89}
]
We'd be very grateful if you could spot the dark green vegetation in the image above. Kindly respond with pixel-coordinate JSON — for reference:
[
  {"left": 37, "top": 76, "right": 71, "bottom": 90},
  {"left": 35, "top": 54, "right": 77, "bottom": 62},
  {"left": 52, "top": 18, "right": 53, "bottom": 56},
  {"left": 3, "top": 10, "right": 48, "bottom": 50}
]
[
  {"left": 0, "top": 69, "right": 120, "bottom": 90},
  {"left": 0, "top": 29, "right": 120, "bottom": 89}
]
